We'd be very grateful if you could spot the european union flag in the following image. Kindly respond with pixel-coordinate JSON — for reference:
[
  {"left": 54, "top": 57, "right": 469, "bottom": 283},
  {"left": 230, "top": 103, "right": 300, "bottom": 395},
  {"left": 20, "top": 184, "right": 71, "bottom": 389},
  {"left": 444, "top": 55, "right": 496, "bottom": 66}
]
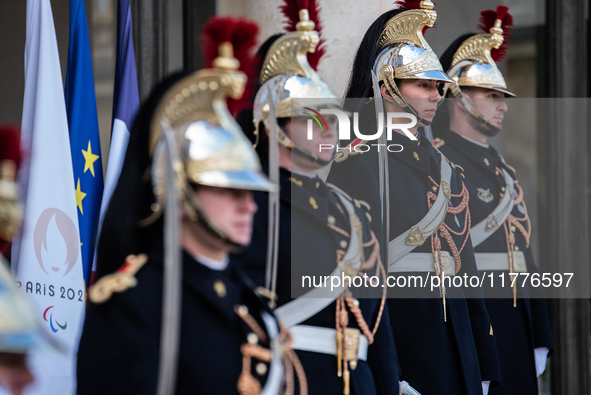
[{"left": 65, "top": 0, "right": 103, "bottom": 289}]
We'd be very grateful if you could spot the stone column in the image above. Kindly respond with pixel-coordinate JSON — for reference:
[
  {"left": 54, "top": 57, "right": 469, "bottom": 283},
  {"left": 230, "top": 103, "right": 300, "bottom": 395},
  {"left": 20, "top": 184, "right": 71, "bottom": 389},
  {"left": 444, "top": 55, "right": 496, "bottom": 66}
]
[
  {"left": 132, "top": 0, "right": 168, "bottom": 101},
  {"left": 182, "top": 0, "right": 216, "bottom": 71},
  {"left": 541, "top": 0, "right": 589, "bottom": 393}
]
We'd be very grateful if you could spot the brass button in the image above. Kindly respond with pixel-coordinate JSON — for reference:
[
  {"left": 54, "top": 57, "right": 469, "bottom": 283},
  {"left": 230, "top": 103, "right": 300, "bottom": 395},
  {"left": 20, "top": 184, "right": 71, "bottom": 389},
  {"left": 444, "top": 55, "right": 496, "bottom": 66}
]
[
  {"left": 432, "top": 186, "right": 438, "bottom": 193},
  {"left": 340, "top": 240, "right": 348, "bottom": 249},
  {"left": 213, "top": 280, "right": 226, "bottom": 298},
  {"left": 315, "top": 182, "right": 320, "bottom": 189},
  {"left": 514, "top": 246, "right": 520, "bottom": 251},
  {"left": 247, "top": 333, "right": 258, "bottom": 344},
  {"left": 328, "top": 215, "right": 336, "bottom": 225},
  {"left": 511, "top": 226, "right": 516, "bottom": 232},
  {"left": 484, "top": 158, "right": 490, "bottom": 166},
  {"left": 236, "top": 305, "right": 249, "bottom": 317},
  {"left": 256, "top": 363, "right": 268, "bottom": 376}
]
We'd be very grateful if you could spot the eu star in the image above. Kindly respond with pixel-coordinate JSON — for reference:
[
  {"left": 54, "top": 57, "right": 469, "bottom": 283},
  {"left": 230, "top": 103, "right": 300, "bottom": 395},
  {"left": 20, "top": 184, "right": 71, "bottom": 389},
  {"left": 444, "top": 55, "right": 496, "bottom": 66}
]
[
  {"left": 82, "top": 141, "right": 100, "bottom": 177},
  {"left": 75, "top": 178, "right": 86, "bottom": 214}
]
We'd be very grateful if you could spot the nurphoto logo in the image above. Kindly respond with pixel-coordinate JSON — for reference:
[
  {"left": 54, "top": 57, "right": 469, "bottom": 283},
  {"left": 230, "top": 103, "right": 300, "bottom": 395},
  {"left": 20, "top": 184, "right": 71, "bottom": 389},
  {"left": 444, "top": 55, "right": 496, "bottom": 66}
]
[{"left": 301, "top": 107, "right": 417, "bottom": 153}]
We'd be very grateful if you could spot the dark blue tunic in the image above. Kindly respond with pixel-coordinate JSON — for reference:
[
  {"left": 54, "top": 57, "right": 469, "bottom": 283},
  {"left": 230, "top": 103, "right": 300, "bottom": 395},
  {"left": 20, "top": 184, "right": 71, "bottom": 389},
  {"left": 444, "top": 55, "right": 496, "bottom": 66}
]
[
  {"left": 233, "top": 168, "right": 400, "bottom": 395},
  {"left": 434, "top": 128, "right": 554, "bottom": 395},
  {"left": 327, "top": 130, "right": 501, "bottom": 395},
  {"left": 77, "top": 249, "right": 279, "bottom": 395}
]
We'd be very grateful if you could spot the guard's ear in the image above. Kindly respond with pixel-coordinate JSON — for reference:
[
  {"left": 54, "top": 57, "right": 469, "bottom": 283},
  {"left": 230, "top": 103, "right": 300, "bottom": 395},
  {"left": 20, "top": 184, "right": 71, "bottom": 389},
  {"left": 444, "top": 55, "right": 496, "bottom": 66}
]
[{"left": 380, "top": 83, "right": 393, "bottom": 99}]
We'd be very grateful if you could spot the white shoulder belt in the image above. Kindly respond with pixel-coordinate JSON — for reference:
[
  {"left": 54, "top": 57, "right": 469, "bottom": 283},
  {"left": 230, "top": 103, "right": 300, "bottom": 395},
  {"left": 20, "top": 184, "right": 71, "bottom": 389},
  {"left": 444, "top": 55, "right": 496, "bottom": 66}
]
[
  {"left": 388, "top": 157, "right": 452, "bottom": 271},
  {"left": 470, "top": 169, "right": 515, "bottom": 247},
  {"left": 274, "top": 191, "right": 362, "bottom": 328}
]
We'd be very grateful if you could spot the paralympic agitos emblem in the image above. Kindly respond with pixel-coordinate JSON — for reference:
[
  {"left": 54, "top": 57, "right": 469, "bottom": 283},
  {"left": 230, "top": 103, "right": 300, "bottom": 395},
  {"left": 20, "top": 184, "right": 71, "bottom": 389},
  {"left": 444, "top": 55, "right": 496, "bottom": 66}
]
[{"left": 43, "top": 305, "right": 67, "bottom": 333}]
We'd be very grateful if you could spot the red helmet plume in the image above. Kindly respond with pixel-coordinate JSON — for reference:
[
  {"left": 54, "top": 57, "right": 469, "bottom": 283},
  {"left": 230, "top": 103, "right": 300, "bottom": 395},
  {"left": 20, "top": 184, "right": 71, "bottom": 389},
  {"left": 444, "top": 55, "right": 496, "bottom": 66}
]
[
  {"left": 395, "top": 0, "right": 425, "bottom": 10},
  {"left": 0, "top": 125, "right": 21, "bottom": 170},
  {"left": 201, "top": 17, "right": 260, "bottom": 116},
  {"left": 280, "top": 0, "right": 325, "bottom": 70},
  {"left": 478, "top": 5, "right": 513, "bottom": 62}
]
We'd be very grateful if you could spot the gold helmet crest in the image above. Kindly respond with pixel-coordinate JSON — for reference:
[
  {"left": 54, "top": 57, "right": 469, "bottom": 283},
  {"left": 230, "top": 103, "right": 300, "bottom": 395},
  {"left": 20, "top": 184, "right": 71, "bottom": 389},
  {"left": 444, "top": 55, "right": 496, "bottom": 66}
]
[
  {"left": 374, "top": 0, "right": 452, "bottom": 126},
  {"left": 145, "top": 18, "right": 274, "bottom": 244},
  {"left": 253, "top": 0, "right": 339, "bottom": 165},
  {"left": 444, "top": 5, "right": 515, "bottom": 98}
]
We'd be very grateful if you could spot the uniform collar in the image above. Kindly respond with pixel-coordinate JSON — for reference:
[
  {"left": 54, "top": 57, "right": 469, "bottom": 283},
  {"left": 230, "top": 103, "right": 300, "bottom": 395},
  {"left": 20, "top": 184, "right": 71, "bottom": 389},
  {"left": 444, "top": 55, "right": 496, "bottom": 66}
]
[
  {"left": 283, "top": 168, "right": 327, "bottom": 196},
  {"left": 459, "top": 134, "right": 489, "bottom": 148},
  {"left": 182, "top": 250, "right": 246, "bottom": 321},
  {"left": 193, "top": 253, "right": 229, "bottom": 271},
  {"left": 439, "top": 129, "right": 502, "bottom": 174},
  {"left": 388, "top": 129, "right": 441, "bottom": 177}
]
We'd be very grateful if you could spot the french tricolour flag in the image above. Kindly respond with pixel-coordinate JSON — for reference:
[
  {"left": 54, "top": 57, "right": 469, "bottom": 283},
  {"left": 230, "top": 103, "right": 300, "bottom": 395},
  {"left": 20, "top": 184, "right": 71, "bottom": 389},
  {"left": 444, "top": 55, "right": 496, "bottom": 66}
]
[{"left": 92, "top": 0, "right": 139, "bottom": 281}]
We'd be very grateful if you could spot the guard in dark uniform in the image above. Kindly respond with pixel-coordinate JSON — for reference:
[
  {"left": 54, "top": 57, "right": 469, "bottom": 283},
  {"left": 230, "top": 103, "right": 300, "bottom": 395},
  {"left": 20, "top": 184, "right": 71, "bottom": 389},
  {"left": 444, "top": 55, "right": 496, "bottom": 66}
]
[
  {"left": 327, "top": 1, "right": 501, "bottom": 394},
  {"left": 434, "top": 7, "right": 553, "bottom": 394},
  {"left": 0, "top": 125, "right": 36, "bottom": 394},
  {"left": 232, "top": 1, "right": 400, "bottom": 394},
  {"left": 77, "top": 18, "right": 304, "bottom": 395}
]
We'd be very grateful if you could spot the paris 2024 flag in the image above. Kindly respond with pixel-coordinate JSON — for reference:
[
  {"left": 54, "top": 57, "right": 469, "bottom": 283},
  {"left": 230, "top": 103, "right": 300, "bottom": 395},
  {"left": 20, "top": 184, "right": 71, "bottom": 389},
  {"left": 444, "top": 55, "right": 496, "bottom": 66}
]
[{"left": 10, "top": 0, "right": 85, "bottom": 394}]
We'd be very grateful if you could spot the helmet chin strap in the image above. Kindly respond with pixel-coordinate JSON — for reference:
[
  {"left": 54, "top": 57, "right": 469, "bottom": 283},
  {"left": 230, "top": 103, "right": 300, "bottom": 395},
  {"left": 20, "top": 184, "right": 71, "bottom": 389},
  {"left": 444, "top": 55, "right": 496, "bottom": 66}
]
[
  {"left": 447, "top": 81, "right": 501, "bottom": 135},
  {"left": 274, "top": 119, "right": 335, "bottom": 166},
  {"left": 183, "top": 188, "right": 245, "bottom": 250},
  {"left": 288, "top": 142, "right": 334, "bottom": 167},
  {"left": 381, "top": 72, "right": 432, "bottom": 127},
  {"left": 441, "top": 63, "right": 501, "bottom": 135}
]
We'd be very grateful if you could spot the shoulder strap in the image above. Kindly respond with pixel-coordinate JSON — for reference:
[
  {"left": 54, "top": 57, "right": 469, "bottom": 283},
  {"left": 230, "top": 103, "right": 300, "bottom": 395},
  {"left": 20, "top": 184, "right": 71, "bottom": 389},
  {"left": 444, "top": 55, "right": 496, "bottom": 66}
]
[
  {"left": 470, "top": 169, "right": 515, "bottom": 247},
  {"left": 274, "top": 191, "right": 362, "bottom": 327},
  {"left": 260, "top": 312, "right": 283, "bottom": 395},
  {"left": 387, "top": 156, "right": 452, "bottom": 268}
]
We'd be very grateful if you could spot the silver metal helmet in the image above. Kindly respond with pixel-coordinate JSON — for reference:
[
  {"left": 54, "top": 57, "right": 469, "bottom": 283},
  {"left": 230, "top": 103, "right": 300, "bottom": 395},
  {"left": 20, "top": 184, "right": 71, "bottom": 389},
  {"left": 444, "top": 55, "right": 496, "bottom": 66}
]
[
  {"left": 441, "top": 6, "right": 515, "bottom": 132},
  {"left": 144, "top": 42, "right": 274, "bottom": 244},
  {"left": 0, "top": 256, "right": 42, "bottom": 353},
  {"left": 253, "top": 9, "right": 340, "bottom": 165},
  {"left": 373, "top": 0, "right": 452, "bottom": 126}
]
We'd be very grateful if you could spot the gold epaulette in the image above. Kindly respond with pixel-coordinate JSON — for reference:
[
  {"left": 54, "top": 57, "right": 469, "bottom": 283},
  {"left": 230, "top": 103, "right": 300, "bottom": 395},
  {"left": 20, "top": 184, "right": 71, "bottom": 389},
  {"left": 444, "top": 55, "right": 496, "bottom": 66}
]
[
  {"left": 88, "top": 254, "right": 148, "bottom": 304},
  {"left": 433, "top": 137, "right": 445, "bottom": 149}
]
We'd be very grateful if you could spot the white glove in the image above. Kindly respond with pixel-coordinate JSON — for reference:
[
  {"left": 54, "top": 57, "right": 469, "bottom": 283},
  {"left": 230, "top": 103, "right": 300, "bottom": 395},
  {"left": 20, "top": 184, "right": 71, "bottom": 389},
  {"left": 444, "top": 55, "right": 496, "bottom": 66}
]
[
  {"left": 399, "top": 380, "right": 422, "bottom": 395},
  {"left": 534, "top": 347, "right": 550, "bottom": 376},
  {"left": 482, "top": 381, "right": 490, "bottom": 394}
]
